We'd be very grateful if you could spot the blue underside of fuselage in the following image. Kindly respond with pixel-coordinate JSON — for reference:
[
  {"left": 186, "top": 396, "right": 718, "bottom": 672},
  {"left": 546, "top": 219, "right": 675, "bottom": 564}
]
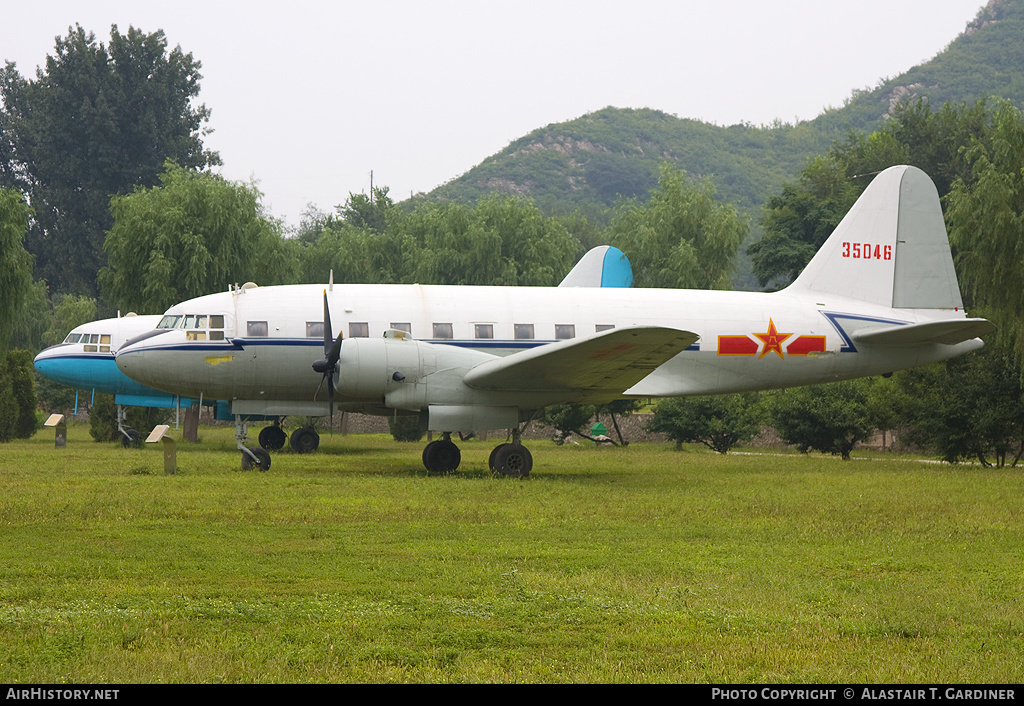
[{"left": 34, "top": 354, "right": 196, "bottom": 407}]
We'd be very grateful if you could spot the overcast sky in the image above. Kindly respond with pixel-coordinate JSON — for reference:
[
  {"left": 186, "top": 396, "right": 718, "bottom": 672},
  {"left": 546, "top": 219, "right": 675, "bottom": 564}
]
[{"left": 4, "top": 0, "right": 987, "bottom": 229}]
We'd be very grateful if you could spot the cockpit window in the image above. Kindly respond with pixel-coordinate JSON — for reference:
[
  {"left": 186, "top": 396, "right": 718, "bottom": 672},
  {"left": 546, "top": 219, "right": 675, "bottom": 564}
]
[
  {"left": 193, "top": 315, "right": 207, "bottom": 329},
  {"left": 210, "top": 315, "right": 224, "bottom": 329},
  {"left": 158, "top": 315, "right": 182, "bottom": 329}
]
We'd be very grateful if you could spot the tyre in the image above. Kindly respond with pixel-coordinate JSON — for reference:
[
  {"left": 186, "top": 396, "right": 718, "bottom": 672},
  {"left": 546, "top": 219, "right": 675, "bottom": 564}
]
[
  {"left": 258, "top": 425, "right": 286, "bottom": 451},
  {"left": 492, "top": 444, "right": 532, "bottom": 478},
  {"left": 241, "top": 447, "right": 272, "bottom": 471},
  {"left": 290, "top": 427, "right": 320, "bottom": 453}
]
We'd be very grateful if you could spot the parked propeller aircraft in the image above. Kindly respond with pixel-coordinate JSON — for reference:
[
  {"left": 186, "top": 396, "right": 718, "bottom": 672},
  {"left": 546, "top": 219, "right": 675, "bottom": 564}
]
[
  {"left": 33, "top": 314, "right": 201, "bottom": 445},
  {"left": 115, "top": 166, "right": 994, "bottom": 475}
]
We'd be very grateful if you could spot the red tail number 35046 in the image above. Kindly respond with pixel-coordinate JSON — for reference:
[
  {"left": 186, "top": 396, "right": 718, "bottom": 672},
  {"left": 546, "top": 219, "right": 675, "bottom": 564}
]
[{"left": 842, "top": 242, "right": 892, "bottom": 260}]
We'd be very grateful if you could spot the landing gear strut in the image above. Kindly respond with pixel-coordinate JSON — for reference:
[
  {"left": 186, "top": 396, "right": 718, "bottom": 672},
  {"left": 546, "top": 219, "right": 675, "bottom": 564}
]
[
  {"left": 235, "top": 415, "right": 270, "bottom": 471},
  {"left": 116, "top": 405, "right": 141, "bottom": 448}
]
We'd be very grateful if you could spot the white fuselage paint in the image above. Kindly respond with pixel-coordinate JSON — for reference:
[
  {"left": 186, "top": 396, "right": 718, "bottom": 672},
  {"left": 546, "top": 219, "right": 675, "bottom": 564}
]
[{"left": 114, "top": 281, "right": 982, "bottom": 421}]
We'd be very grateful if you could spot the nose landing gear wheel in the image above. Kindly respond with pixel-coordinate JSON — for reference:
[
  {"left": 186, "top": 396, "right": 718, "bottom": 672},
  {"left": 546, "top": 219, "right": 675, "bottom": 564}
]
[{"left": 241, "top": 447, "right": 271, "bottom": 471}]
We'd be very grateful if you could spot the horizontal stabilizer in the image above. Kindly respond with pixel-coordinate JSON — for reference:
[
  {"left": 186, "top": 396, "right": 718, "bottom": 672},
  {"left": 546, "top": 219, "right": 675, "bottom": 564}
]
[
  {"left": 463, "top": 326, "right": 698, "bottom": 395},
  {"left": 852, "top": 318, "right": 995, "bottom": 346}
]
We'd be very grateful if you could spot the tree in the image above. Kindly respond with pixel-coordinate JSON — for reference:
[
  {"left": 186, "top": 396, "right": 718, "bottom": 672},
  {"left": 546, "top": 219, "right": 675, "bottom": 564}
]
[
  {"left": 608, "top": 164, "right": 747, "bottom": 290},
  {"left": 100, "top": 163, "right": 289, "bottom": 313},
  {"left": 747, "top": 156, "right": 858, "bottom": 289},
  {"left": 890, "top": 343, "right": 1024, "bottom": 466},
  {"left": 766, "top": 381, "right": 875, "bottom": 460},
  {"left": 0, "top": 25, "right": 218, "bottom": 296},
  {"left": 542, "top": 404, "right": 598, "bottom": 443},
  {"left": 0, "top": 187, "right": 32, "bottom": 351},
  {"left": 946, "top": 100, "right": 1024, "bottom": 367},
  {"left": 405, "top": 194, "right": 578, "bottom": 286},
  {"left": 749, "top": 99, "right": 997, "bottom": 289},
  {"left": 0, "top": 348, "right": 38, "bottom": 442},
  {"left": 646, "top": 394, "right": 762, "bottom": 453}
]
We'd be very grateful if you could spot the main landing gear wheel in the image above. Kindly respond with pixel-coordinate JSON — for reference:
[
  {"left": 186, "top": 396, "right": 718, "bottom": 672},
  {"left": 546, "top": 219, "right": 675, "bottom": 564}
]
[
  {"left": 120, "top": 429, "right": 141, "bottom": 448},
  {"left": 422, "top": 438, "right": 461, "bottom": 473},
  {"left": 241, "top": 447, "right": 271, "bottom": 471},
  {"left": 490, "top": 443, "right": 532, "bottom": 478},
  {"left": 290, "top": 427, "right": 320, "bottom": 454},
  {"left": 258, "top": 425, "right": 287, "bottom": 451}
]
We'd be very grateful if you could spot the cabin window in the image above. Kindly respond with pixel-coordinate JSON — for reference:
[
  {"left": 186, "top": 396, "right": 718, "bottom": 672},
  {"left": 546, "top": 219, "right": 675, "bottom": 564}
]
[
  {"left": 432, "top": 323, "right": 453, "bottom": 340},
  {"left": 158, "top": 315, "right": 182, "bottom": 329},
  {"left": 514, "top": 324, "right": 535, "bottom": 340},
  {"left": 63, "top": 333, "right": 81, "bottom": 344},
  {"left": 247, "top": 321, "right": 269, "bottom": 337},
  {"left": 555, "top": 324, "right": 575, "bottom": 340},
  {"left": 350, "top": 322, "right": 369, "bottom": 338},
  {"left": 596, "top": 324, "right": 615, "bottom": 332},
  {"left": 209, "top": 315, "right": 224, "bottom": 329},
  {"left": 475, "top": 324, "right": 493, "bottom": 339},
  {"left": 391, "top": 322, "right": 411, "bottom": 335},
  {"left": 306, "top": 322, "right": 324, "bottom": 338}
]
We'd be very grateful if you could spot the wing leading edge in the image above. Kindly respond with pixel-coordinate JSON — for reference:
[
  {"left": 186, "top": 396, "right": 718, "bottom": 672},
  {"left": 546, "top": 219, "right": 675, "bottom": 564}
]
[{"left": 463, "top": 326, "right": 698, "bottom": 400}]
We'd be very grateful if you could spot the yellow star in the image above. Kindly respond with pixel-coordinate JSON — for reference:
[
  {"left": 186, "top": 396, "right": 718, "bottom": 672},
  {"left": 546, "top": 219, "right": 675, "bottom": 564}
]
[{"left": 754, "top": 318, "right": 792, "bottom": 359}]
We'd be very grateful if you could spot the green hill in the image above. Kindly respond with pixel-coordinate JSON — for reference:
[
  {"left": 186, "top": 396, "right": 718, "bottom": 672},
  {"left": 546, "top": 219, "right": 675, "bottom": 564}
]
[{"left": 422, "top": 0, "right": 1024, "bottom": 224}]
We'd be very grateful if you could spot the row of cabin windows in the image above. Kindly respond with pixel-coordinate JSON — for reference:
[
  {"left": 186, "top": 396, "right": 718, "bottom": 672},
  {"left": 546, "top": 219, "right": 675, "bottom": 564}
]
[
  {"left": 64, "top": 332, "right": 112, "bottom": 353},
  {"left": 158, "top": 314, "right": 227, "bottom": 341},
  {"left": 245, "top": 322, "right": 615, "bottom": 340}
]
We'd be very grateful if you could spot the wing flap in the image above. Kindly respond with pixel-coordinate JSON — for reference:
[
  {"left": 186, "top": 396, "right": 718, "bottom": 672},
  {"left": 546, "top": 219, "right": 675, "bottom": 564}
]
[
  {"left": 852, "top": 318, "right": 995, "bottom": 346},
  {"left": 463, "top": 326, "right": 698, "bottom": 394}
]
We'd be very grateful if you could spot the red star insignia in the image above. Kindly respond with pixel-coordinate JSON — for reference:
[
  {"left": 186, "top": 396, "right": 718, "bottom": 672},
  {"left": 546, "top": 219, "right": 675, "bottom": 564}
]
[{"left": 754, "top": 318, "right": 792, "bottom": 359}]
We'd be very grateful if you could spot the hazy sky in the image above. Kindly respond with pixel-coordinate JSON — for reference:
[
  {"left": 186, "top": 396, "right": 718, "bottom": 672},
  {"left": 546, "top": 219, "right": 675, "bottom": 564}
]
[{"left": 4, "top": 0, "right": 987, "bottom": 228}]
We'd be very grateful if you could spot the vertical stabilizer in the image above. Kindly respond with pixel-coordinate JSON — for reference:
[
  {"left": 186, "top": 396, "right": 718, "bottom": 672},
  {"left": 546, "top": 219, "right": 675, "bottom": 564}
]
[{"left": 785, "top": 165, "right": 963, "bottom": 310}]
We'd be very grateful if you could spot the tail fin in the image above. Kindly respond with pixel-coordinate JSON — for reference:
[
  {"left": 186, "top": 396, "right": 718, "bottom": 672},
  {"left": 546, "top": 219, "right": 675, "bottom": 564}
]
[
  {"left": 559, "top": 246, "right": 633, "bottom": 288},
  {"left": 785, "top": 165, "right": 963, "bottom": 310}
]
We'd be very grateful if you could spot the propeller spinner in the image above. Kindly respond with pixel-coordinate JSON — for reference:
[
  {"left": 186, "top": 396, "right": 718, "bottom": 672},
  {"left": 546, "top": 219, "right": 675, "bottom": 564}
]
[{"left": 312, "top": 290, "right": 344, "bottom": 424}]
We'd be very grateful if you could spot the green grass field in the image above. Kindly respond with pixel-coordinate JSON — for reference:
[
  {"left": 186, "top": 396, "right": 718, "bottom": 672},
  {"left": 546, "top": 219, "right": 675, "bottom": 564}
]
[{"left": 1, "top": 423, "right": 1022, "bottom": 683}]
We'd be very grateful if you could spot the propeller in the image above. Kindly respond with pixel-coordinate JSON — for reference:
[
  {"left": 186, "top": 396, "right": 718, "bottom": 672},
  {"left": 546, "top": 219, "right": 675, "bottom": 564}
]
[{"left": 312, "top": 290, "right": 344, "bottom": 427}]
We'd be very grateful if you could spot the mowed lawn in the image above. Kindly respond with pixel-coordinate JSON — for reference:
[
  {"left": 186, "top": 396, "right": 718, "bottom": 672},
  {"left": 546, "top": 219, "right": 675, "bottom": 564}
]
[{"left": 1, "top": 423, "right": 1021, "bottom": 683}]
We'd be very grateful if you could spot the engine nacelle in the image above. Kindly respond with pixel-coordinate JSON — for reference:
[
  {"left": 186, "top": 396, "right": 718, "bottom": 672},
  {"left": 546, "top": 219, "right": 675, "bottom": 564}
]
[{"left": 335, "top": 336, "right": 431, "bottom": 401}]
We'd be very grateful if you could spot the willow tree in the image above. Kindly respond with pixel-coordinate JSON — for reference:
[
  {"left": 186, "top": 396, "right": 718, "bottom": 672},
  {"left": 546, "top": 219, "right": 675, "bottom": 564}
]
[
  {"left": 608, "top": 165, "right": 747, "bottom": 290},
  {"left": 0, "top": 188, "right": 32, "bottom": 351},
  {"left": 947, "top": 100, "right": 1024, "bottom": 368},
  {"left": 100, "top": 163, "right": 290, "bottom": 314}
]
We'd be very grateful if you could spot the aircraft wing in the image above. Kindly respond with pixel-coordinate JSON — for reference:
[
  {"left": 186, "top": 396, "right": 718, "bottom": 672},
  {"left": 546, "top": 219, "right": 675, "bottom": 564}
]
[
  {"left": 463, "top": 326, "right": 698, "bottom": 396},
  {"left": 852, "top": 318, "right": 995, "bottom": 346}
]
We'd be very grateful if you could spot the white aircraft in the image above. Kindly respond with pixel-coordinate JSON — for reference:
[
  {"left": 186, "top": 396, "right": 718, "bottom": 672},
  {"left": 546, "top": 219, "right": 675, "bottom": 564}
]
[
  {"left": 115, "top": 166, "right": 994, "bottom": 474},
  {"left": 33, "top": 314, "right": 203, "bottom": 445}
]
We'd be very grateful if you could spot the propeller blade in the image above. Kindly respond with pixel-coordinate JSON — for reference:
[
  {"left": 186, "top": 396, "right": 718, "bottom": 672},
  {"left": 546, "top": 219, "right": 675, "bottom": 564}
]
[
  {"left": 322, "top": 290, "right": 333, "bottom": 359},
  {"left": 312, "top": 288, "right": 343, "bottom": 431}
]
